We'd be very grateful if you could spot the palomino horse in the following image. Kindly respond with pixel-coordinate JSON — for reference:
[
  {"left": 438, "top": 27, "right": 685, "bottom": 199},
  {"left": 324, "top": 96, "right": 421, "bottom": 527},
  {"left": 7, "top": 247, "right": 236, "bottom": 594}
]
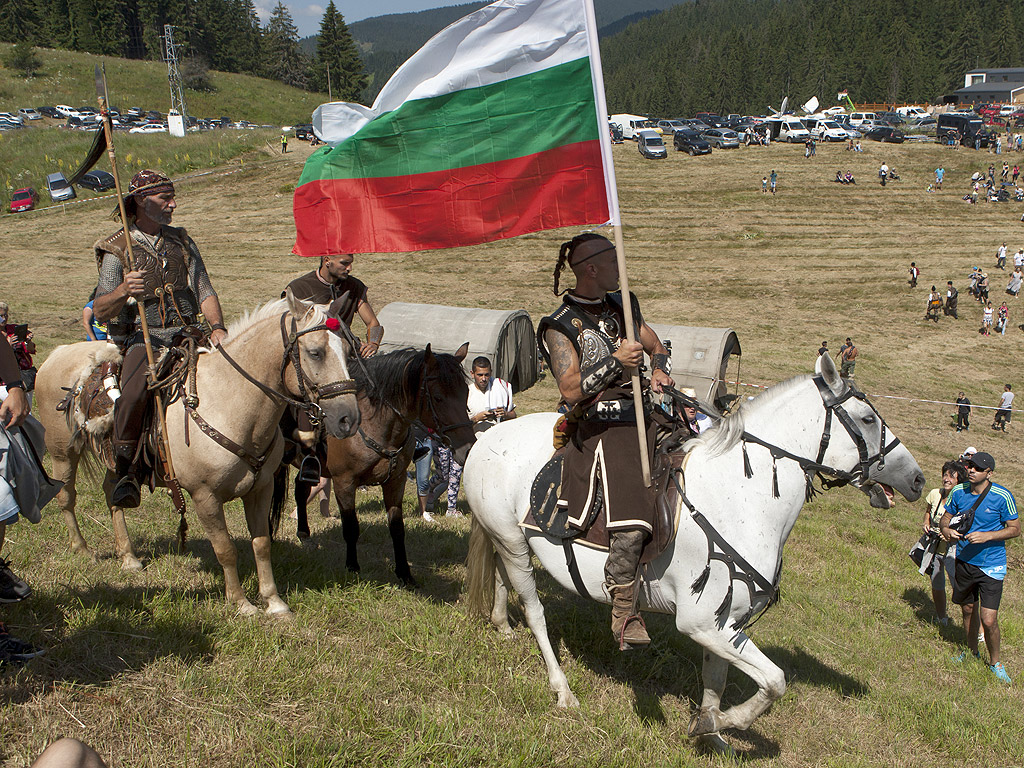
[
  {"left": 464, "top": 354, "right": 924, "bottom": 751},
  {"left": 34, "top": 294, "right": 360, "bottom": 616},
  {"left": 292, "top": 344, "right": 475, "bottom": 586}
]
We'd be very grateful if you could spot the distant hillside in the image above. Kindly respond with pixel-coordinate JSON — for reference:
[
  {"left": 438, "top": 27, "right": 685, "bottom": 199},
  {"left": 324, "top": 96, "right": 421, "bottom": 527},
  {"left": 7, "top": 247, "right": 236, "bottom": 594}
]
[
  {"left": 0, "top": 44, "right": 327, "bottom": 125},
  {"left": 347, "top": 0, "right": 690, "bottom": 102},
  {"left": 600, "top": 0, "right": 1024, "bottom": 115}
]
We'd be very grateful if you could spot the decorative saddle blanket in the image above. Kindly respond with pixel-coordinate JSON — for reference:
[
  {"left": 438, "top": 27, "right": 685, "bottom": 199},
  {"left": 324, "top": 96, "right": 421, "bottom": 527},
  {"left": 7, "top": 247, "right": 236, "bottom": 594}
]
[{"left": 520, "top": 448, "right": 686, "bottom": 565}]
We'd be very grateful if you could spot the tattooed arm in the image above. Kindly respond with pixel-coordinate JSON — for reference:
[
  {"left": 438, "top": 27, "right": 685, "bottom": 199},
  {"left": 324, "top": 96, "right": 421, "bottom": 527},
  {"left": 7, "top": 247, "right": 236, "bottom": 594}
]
[{"left": 545, "top": 328, "right": 584, "bottom": 405}]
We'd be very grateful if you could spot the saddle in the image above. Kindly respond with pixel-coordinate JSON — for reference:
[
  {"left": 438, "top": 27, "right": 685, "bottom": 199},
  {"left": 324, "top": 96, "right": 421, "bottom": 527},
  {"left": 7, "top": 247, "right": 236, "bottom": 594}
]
[{"left": 521, "top": 417, "right": 689, "bottom": 565}]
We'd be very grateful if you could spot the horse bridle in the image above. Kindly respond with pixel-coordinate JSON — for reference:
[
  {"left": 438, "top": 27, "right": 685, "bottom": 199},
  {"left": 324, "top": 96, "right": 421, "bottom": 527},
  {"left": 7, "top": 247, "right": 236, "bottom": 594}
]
[{"left": 185, "top": 312, "right": 357, "bottom": 473}]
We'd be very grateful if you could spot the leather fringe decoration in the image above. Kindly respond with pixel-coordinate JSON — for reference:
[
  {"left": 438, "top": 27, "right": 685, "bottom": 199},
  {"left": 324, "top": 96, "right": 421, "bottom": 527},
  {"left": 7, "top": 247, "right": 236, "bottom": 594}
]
[
  {"left": 804, "top": 474, "right": 820, "bottom": 503},
  {"left": 734, "top": 606, "right": 756, "bottom": 631},
  {"left": 772, "top": 456, "right": 780, "bottom": 498},
  {"left": 716, "top": 583, "right": 734, "bottom": 623},
  {"left": 742, "top": 441, "right": 753, "bottom": 478},
  {"left": 691, "top": 563, "right": 711, "bottom": 595}
]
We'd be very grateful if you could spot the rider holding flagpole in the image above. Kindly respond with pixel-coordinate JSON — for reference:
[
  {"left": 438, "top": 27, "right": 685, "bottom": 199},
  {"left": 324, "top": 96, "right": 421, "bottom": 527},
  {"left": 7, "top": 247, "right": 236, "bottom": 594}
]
[{"left": 538, "top": 232, "right": 673, "bottom": 650}]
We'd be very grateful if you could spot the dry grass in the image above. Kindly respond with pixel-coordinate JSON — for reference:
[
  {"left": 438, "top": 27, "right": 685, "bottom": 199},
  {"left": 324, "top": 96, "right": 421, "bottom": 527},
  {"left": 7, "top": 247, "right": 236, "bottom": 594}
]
[{"left": 0, "top": 137, "right": 1022, "bottom": 767}]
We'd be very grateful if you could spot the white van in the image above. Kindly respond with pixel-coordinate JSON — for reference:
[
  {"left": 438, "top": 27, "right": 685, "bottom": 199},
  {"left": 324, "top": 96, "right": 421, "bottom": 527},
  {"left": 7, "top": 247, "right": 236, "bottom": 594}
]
[
  {"left": 764, "top": 116, "right": 811, "bottom": 143},
  {"left": 896, "top": 106, "right": 929, "bottom": 119},
  {"left": 848, "top": 112, "right": 877, "bottom": 126},
  {"left": 609, "top": 113, "right": 658, "bottom": 141},
  {"left": 802, "top": 117, "right": 848, "bottom": 142},
  {"left": 636, "top": 129, "right": 667, "bottom": 159}
]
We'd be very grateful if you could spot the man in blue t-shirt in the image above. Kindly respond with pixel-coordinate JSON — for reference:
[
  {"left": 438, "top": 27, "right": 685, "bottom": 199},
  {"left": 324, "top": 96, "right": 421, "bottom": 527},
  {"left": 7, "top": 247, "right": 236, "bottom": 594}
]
[{"left": 940, "top": 451, "right": 1020, "bottom": 683}]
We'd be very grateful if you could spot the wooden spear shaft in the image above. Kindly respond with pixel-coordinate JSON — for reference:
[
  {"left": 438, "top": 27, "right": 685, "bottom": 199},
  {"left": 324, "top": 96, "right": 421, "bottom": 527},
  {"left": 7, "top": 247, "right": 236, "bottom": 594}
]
[
  {"left": 610, "top": 223, "right": 652, "bottom": 487},
  {"left": 95, "top": 65, "right": 179, "bottom": 487}
]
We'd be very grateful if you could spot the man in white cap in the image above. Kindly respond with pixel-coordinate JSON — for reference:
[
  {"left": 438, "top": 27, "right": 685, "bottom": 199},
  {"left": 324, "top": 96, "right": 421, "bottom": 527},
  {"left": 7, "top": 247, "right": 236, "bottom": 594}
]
[{"left": 679, "top": 388, "right": 711, "bottom": 435}]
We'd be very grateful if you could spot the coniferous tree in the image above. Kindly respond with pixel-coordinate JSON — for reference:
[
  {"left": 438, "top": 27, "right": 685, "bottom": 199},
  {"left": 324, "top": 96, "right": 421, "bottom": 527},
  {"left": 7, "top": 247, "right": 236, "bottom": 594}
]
[
  {"left": 309, "top": 1, "right": 367, "bottom": 99},
  {"left": 263, "top": 1, "right": 308, "bottom": 88}
]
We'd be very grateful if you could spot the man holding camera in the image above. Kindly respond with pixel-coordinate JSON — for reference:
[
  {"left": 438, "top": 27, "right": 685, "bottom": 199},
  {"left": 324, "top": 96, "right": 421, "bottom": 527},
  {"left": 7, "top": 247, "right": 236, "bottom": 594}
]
[
  {"left": 467, "top": 356, "right": 516, "bottom": 435},
  {"left": 940, "top": 451, "right": 1019, "bottom": 683}
]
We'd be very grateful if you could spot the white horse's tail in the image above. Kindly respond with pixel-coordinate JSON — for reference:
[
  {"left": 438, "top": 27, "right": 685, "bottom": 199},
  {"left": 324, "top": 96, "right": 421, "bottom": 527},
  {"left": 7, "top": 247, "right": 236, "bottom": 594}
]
[{"left": 465, "top": 518, "right": 496, "bottom": 618}]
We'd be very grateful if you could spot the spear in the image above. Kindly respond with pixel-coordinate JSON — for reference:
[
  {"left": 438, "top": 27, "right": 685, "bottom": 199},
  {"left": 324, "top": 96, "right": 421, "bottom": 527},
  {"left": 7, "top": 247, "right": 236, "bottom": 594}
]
[{"left": 94, "top": 64, "right": 183, "bottom": 509}]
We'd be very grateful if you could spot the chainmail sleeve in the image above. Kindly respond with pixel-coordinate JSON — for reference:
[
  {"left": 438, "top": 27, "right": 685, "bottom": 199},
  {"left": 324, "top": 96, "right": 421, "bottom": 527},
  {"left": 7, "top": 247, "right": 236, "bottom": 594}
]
[
  {"left": 96, "top": 251, "right": 125, "bottom": 298},
  {"left": 185, "top": 237, "right": 217, "bottom": 305}
]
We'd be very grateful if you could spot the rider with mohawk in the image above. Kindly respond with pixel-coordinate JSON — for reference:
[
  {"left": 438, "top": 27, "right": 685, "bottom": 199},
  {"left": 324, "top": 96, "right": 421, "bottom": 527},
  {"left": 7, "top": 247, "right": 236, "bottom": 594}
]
[{"left": 538, "top": 233, "right": 673, "bottom": 650}]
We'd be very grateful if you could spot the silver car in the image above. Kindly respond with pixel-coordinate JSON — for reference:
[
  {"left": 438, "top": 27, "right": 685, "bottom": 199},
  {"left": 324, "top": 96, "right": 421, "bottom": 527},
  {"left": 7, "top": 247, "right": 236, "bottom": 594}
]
[
  {"left": 45, "top": 172, "right": 76, "bottom": 202},
  {"left": 701, "top": 128, "right": 740, "bottom": 148}
]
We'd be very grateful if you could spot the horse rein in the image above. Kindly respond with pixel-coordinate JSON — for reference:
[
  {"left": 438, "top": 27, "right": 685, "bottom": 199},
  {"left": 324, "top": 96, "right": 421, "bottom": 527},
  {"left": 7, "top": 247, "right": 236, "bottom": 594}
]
[{"left": 183, "top": 311, "right": 356, "bottom": 473}]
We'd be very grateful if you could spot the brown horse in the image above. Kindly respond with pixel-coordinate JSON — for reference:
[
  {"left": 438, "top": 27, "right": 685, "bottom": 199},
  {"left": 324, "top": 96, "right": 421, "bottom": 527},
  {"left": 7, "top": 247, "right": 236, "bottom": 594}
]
[
  {"left": 34, "top": 294, "right": 361, "bottom": 616},
  {"left": 292, "top": 344, "right": 475, "bottom": 586}
]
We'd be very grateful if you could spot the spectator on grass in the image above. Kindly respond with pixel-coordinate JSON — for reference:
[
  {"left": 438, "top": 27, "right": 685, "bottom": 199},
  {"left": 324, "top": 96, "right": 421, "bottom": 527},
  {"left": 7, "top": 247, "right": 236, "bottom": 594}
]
[
  {"left": 761, "top": 176, "right": 768, "bottom": 194},
  {"left": 467, "top": 355, "right": 516, "bottom": 436},
  {"left": 996, "top": 243, "right": 1007, "bottom": 270},
  {"left": 1014, "top": 249, "right": 1024, "bottom": 270},
  {"left": 926, "top": 287, "right": 942, "bottom": 322},
  {"left": 908, "top": 262, "right": 920, "bottom": 288},
  {"left": 921, "top": 460, "right": 968, "bottom": 625},
  {"left": 82, "top": 288, "right": 107, "bottom": 341},
  {"left": 945, "top": 281, "right": 959, "bottom": 318},
  {"left": 935, "top": 166, "right": 945, "bottom": 189},
  {"left": 978, "top": 272, "right": 990, "bottom": 303},
  {"left": 992, "top": 384, "right": 1014, "bottom": 432},
  {"left": 940, "top": 452, "right": 1019, "bottom": 683},
  {"left": 1008, "top": 268, "right": 1022, "bottom": 297},
  {"left": 835, "top": 337, "right": 857, "bottom": 378},
  {"left": 1014, "top": 164, "right": 1020, "bottom": 184},
  {"left": 817, "top": 340, "right": 828, "bottom": 357},
  {"left": 0, "top": 302, "right": 36, "bottom": 405},
  {"left": 955, "top": 392, "right": 971, "bottom": 432},
  {"left": 769, "top": 170, "right": 777, "bottom": 195},
  {"left": 982, "top": 301, "right": 993, "bottom": 335},
  {"left": 997, "top": 301, "right": 1009, "bottom": 335}
]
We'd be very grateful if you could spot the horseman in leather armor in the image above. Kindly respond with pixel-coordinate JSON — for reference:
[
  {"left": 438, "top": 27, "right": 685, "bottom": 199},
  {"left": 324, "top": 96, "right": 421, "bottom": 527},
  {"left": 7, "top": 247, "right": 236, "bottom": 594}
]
[
  {"left": 92, "top": 170, "right": 227, "bottom": 509},
  {"left": 538, "top": 233, "right": 673, "bottom": 649}
]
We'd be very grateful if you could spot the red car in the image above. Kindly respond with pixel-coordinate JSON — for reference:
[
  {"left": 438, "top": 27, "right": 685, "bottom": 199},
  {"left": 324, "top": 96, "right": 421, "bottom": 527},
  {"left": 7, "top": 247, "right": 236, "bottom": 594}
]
[{"left": 9, "top": 187, "right": 38, "bottom": 213}]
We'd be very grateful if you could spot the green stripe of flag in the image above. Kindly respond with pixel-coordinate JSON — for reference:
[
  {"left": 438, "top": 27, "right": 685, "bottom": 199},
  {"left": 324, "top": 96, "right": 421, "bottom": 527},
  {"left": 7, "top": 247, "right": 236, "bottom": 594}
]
[{"left": 299, "top": 57, "right": 598, "bottom": 183}]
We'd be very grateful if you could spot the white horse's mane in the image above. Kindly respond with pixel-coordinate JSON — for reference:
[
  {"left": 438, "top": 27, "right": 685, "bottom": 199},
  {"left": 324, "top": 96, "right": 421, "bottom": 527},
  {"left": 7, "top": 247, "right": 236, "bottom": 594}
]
[
  {"left": 687, "top": 374, "right": 811, "bottom": 459},
  {"left": 225, "top": 297, "right": 328, "bottom": 339}
]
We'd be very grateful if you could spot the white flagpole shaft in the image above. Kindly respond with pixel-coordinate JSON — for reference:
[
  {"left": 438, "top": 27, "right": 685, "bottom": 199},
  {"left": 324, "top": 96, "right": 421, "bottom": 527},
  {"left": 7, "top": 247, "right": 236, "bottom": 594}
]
[{"left": 583, "top": 0, "right": 650, "bottom": 485}]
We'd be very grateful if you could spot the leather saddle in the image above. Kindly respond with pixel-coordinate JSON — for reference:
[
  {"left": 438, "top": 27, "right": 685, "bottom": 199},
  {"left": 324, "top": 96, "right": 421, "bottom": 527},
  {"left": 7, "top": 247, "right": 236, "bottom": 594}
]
[{"left": 522, "top": 446, "right": 685, "bottom": 566}]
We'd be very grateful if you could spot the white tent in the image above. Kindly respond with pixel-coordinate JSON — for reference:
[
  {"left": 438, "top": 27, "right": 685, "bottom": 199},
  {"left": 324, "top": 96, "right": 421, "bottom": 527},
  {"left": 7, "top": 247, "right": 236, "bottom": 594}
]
[
  {"left": 376, "top": 302, "right": 539, "bottom": 392},
  {"left": 647, "top": 325, "right": 741, "bottom": 408}
]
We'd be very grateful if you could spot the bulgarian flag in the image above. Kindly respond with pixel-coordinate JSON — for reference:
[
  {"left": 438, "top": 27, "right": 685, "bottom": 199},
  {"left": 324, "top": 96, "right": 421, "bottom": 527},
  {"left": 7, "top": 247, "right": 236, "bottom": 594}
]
[{"left": 292, "top": 0, "right": 619, "bottom": 256}]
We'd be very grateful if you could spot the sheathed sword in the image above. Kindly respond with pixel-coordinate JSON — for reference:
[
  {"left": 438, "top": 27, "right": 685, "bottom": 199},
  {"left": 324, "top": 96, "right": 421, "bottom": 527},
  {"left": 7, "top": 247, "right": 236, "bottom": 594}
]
[{"left": 94, "top": 65, "right": 186, "bottom": 526}]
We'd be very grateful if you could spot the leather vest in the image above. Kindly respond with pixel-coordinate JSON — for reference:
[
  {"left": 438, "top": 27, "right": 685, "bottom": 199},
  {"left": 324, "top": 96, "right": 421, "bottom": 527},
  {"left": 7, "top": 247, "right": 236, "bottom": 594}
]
[
  {"left": 95, "top": 226, "right": 200, "bottom": 340},
  {"left": 537, "top": 292, "right": 641, "bottom": 393}
]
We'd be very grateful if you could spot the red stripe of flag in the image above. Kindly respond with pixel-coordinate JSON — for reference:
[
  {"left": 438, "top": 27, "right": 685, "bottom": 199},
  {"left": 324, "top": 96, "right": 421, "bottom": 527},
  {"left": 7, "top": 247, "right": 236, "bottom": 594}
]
[{"left": 292, "top": 140, "right": 609, "bottom": 255}]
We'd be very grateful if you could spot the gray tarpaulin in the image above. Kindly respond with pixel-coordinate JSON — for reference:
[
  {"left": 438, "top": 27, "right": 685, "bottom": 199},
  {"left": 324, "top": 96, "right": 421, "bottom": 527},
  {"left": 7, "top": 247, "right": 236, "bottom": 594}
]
[
  {"left": 377, "top": 303, "right": 539, "bottom": 392},
  {"left": 647, "top": 325, "right": 741, "bottom": 406}
]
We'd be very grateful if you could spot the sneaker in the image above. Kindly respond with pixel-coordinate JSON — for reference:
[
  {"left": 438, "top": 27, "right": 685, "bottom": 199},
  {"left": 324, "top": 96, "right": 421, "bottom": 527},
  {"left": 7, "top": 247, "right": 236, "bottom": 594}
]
[
  {"left": 953, "top": 650, "right": 981, "bottom": 663},
  {"left": 422, "top": 511, "right": 435, "bottom": 523},
  {"left": 0, "top": 560, "right": 30, "bottom": 603},
  {"left": 445, "top": 510, "right": 463, "bottom": 518},
  {"left": 990, "top": 662, "right": 1012, "bottom": 683},
  {"left": 0, "top": 624, "right": 45, "bottom": 664},
  {"left": 934, "top": 616, "right": 951, "bottom": 627}
]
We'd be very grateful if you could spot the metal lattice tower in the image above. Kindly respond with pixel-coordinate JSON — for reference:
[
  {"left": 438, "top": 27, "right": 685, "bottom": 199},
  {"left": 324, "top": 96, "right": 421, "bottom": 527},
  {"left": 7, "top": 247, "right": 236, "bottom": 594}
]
[{"left": 163, "top": 24, "right": 188, "bottom": 122}]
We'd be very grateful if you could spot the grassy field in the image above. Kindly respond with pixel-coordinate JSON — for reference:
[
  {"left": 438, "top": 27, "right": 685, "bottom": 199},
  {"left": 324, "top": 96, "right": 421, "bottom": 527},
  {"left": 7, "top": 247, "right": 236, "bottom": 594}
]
[
  {"left": 0, "top": 45, "right": 327, "bottom": 125},
  {"left": 1, "top": 136, "right": 1023, "bottom": 767}
]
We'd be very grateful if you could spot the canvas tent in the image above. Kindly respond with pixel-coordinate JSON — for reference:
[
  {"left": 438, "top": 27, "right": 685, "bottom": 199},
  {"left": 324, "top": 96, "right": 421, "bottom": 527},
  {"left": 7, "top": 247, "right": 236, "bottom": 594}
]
[
  {"left": 647, "top": 325, "right": 741, "bottom": 408},
  {"left": 376, "top": 303, "right": 539, "bottom": 392}
]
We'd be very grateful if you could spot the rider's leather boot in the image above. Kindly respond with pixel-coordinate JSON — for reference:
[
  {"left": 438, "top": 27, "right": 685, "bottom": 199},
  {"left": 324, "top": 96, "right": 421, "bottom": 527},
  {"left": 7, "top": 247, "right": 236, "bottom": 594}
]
[
  {"left": 110, "top": 446, "right": 141, "bottom": 509},
  {"left": 609, "top": 580, "right": 650, "bottom": 650}
]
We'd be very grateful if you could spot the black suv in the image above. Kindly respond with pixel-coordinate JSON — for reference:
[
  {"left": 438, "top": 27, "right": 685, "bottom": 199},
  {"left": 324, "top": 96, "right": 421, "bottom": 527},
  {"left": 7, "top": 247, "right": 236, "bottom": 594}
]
[
  {"left": 294, "top": 124, "right": 314, "bottom": 141},
  {"left": 674, "top": 129, "right": 712, "bottom": 155}
]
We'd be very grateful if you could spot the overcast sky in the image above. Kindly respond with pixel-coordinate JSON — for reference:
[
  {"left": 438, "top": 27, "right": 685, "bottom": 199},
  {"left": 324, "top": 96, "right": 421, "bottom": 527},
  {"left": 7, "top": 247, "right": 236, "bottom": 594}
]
[{"left": 257, "top": 0, "right": 473, "bottom": 38}]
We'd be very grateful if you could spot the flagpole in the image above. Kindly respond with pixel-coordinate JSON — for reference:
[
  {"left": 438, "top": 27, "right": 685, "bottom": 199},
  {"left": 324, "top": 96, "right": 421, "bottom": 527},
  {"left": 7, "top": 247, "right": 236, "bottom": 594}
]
[
  {"left": 95, "top": 65, "right": 181, "bottom": 494},
  {"left": 583, "top": 0, "right": 652, "bottom": 486}
]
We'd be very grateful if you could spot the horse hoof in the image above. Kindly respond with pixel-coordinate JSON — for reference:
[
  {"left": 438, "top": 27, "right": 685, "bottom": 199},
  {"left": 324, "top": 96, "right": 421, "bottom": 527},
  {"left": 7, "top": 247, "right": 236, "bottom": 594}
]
[
  {"left": 121, "top": 555, "right": 144, "bottom": 572},
  {"left": 696, "top": 733, "right": 735, "bottom": 757},
  {"left": 266, "top": 601, "right": 293, "bottom": 618},
  {"left": 688, "top": 706, "right": 720, "bottom": 738},
  {"left": 237, "top": 601, "right": 260, "bottom": 617},
  {"left": 297, "top": 535, "right": 318, "bottom": 550},
  {"left": 556, "top": 690, "right": 580, "bottom": 709},
  {"left": 398, "top": 574, "right": 418, "bottom": 589}
]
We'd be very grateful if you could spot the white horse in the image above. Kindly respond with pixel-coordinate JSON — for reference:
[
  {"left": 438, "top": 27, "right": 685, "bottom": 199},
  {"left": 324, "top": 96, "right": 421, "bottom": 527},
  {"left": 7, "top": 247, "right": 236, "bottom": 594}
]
[{"left": 464, "top": 354, "right": 924, "bottom": 750}]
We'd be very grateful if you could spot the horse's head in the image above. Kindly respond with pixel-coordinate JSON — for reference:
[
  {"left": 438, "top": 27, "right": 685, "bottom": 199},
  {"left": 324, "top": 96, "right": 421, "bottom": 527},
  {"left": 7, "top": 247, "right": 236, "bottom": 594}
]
[
  {"left": 283, "top": 288, "right": 361, "bottom": 439},
  {"left": 421, "top": 342, "right": 475, "bottom": 465},
  {"left": 814, "top": 354, "right": 924, "bottom": 507}
]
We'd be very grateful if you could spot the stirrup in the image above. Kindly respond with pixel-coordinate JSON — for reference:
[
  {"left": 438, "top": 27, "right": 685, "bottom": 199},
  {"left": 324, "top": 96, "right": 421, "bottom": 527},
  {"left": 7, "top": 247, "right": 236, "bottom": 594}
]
[
  {"left": 298, "top": 455, "right": 322, "bottom": 485},
  {"left": 111, "top": 475, "right": 141, "bottom": 509}
]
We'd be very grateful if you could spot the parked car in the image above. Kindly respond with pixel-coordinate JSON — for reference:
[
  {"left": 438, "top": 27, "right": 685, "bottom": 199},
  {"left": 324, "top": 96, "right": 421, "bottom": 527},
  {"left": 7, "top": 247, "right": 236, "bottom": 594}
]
[
  {"left": 847, "top": 111, "right": 877, "bottom": 126},
  {"left": 656, "top": 119, "right": 686, "bottom": 135},
  {"left": 636, "top": 129, "right": 667, "bottom": 159},
  {"left": 129, "top": 123, "right": 167, "bottom": 134},
  {"left": 878, "top": 111, "right": 906, "bottom": 125},
  {"left": 54, "top": 105, "right": 77, "bottom": 117},
  {"left": 45, "top": 172, "right": 76, "bottom": 202},
  {"left": 9, "top": 188, "right": 38, "bottom": 213},
  {"left": 803, "top": 117, "right": 848, "bottom": 142},
  {"left": 78, "top": 170, "right": 116, "bottom": 191},
  {"left": 864, "top": 126, "right": 906, "bottom": 143},
  {"left": 0, "top": 112, "right": 24, "bottom": 126},
  {"left": 695, "top": 112, "right": 725, "bottom": 128},
  {"left": 37, "top": 106, "right": 60, "bottom": 118},
  {"left": 701, "top": 127, "right": 740, "bottom": 148},
  {"left": 673, "top": 129, "right": 712, "bottom": 155},
  {"left": 17, "top": 107, "right": 41, "bottom": 121},
  {"left": 908, "top": 117, "right": 937, "bottom": 131}
]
